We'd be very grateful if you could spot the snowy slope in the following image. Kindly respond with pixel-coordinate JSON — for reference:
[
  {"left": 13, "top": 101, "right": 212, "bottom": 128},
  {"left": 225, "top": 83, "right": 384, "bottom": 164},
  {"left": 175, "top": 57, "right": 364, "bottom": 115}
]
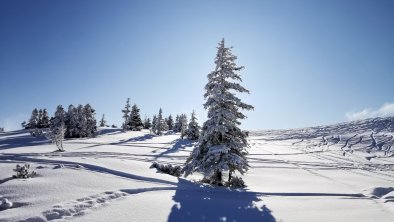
[{"left": 0, "top": 118, "right": 393, "bottom": 222}]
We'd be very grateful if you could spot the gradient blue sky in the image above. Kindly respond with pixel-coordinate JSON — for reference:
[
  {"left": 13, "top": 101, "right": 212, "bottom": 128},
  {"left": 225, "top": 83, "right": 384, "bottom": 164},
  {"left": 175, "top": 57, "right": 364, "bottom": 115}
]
[{"left": 1, "top": 0, "right": 393, "bottom": 131}]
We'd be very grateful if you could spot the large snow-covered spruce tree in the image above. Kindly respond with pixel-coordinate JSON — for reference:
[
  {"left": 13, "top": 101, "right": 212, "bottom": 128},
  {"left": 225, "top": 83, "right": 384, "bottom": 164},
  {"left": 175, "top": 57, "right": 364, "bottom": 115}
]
[{"left": 184, "top": 39, "right": 254, "bottom": 185}]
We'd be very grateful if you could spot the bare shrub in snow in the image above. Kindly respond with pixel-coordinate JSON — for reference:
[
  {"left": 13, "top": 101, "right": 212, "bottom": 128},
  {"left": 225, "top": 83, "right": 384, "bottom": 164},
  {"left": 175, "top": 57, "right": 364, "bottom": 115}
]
[
  {"left": 12, "top": 164, "right": 36, "bottom": 179},
  {"left": 150, "top": 162, "right": 181, "bottom": 177},
  {"left": 47, "top": 124, "right": 66, "bottom": 152},
  {"left": 48, "top": 105, "right": 67, "bottom": 151}
]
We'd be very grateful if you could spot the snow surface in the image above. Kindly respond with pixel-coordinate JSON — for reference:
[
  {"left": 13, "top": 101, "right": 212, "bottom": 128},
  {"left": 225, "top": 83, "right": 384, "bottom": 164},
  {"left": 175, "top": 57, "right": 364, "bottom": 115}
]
[{"left": 0, "top": 118, "right": 393, "bottom": 221}]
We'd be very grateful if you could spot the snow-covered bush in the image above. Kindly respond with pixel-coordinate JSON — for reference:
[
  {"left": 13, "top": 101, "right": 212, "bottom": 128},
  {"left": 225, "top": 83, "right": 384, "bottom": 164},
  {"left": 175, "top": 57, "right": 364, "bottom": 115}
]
[
  {"left": 150, "top": 162, "right": 181, "bottom": 177},
  {"left": 199, "top": 175, "right": 245, "bottom": 188},
  {"left": 228, "top": 176, "right": 246, "bottom": 188},
  {"left": 0, "top": 198, "right": 13, "bottom": 210},
  {"left": 12, "top": 164, "right": 36, "bottom": 179}
]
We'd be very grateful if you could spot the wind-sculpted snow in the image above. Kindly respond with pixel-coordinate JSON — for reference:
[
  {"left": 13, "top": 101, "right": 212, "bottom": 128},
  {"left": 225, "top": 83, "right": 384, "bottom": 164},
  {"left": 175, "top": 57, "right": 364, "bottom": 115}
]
[{"left": 252, "top": 117, "right": 394, "bottom": 160}]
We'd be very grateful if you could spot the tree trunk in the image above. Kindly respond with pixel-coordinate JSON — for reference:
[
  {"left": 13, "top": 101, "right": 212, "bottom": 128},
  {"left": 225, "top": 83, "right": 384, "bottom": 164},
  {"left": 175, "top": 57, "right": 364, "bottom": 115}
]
[
  {"left": 216, "top": 170, "right": 223, "bottom": 186},
  {"left": 228, "top": 170, "right": 232, "bottom": 184}
]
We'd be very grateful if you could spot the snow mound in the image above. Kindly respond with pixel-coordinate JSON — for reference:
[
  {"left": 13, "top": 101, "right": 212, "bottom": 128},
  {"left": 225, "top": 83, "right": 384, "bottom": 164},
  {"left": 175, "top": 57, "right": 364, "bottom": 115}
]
[
  {"left": 0, "top": 198, "right": 13, "bottom": 210},
  {"left": 365, "top": 187, "right": 394, "bottom": 204},
  {"left": 364, "top": 187, "right": 394, "bottom": 200}
]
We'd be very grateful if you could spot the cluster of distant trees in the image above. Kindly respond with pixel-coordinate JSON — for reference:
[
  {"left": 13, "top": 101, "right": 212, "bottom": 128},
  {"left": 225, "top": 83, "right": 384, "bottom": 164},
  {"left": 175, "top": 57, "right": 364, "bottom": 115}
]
[
  {"left": 25, "top": 104, "right": 97, "bottom": 139},
  {"left": 22, "top": 108, "right": 50, "bottom": 129},
  {"left": 120, "top": 98, "right": 200, "bottom": 140}
]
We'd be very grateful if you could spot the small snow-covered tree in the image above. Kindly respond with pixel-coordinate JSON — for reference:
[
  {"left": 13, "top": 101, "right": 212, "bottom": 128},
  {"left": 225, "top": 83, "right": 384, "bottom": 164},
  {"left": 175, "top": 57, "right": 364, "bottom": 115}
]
[
  {"left": 184, "top": 39, "right": 254, "bottom": 186},
  {"left": 122, "top": 98, "right": 131, "bottom": 131},
  {"left": 28, "top": 108, "right": 39, "bottom": 129},
  {"left": 49, "top": 105, "right": 67, "bottom": 151},
  {"left": 99, "top": 114, "right": 106, "bottom": 127},
  {"left": 167, "top": 115, "right": 174, "bottom": 130},
  {"left": 173, "top": 115, "right": 181, "bottom": 132},
  {"left": 151, "top": 115, "right": 157, "bottom": 134},
  {"left": 65, "top": 105, "right": 76, "bottom": 138},
  {"left": 37, "top": 109, "right": 43, "bottom": 128},
  {"left": 180, "top": 114, "right": 188, "bottom": 139},
  {"left": 128, "top": 104, "right": 143, "bottom": 131},
  {"left": 162, "top": 118, "right": 169, "bottom": 131},
  {"left": 155, "top": 108, "right": 167, "bottom": 135},
  {"left": 75, "top": 105, "right": 85, "bottom": 137},
  {"left": 144, "top": 116, "right": 152, "bottom": 129},
  {"left": 83, "top": 104, "right": 97, "bottom": 137},
  {"left": 21, "top": 121, "right": 27, "bottom": 129},
  {"left": 41, "top": 109, "right": 50, "bottom": 128},
  {"left": 186, "top": 110, "right": 200, "bottom": 140}
]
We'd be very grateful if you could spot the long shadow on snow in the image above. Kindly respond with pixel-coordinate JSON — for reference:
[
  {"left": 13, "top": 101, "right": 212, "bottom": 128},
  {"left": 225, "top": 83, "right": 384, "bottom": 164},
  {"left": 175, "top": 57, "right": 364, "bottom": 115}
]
[
  {"left": 168, "top": 178, "right": 276, "bottom": 222},
  {"left": 154, "top": 139, "right": 195, "bottom": 160},
  {"left": 0, "top": 154, "right": 177, "bottom": 186},
  {"left": 96, "top": 128, "right": 123, "bottom": 136},
  {"left": 111, "top": 133, "right": 156, "bottom": 145},
  {"left": 0, "top": 133, "right": 49, "bottom": 151}
]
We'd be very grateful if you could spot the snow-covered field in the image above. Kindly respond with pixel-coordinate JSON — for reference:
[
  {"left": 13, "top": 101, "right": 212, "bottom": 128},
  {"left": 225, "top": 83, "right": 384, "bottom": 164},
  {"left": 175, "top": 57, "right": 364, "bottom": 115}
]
[{"left": 1, "top": 118, "right": 394, "bottom": 222}]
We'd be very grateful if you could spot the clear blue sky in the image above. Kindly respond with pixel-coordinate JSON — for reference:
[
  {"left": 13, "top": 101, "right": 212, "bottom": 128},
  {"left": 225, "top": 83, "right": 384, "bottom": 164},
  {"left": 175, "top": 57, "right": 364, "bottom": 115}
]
[{"left": 1, "top": 0, "right": 393, "bottom": 131}]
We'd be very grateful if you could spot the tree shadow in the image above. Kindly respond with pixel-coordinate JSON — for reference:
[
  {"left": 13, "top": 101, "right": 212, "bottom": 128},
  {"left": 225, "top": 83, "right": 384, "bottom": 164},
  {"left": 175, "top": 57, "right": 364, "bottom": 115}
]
[
  {"left": 109, "top": 134, "right": 156, "bottom": 145},
  {"left": 167, "top": 178, "right": 276, "bottom": 222},
  {"left": 0, "top": 133, "right": 49, "bottom": 151},
  {"left": 96, "top": 128, "right": 123, "bottom": 136},
  {"left": 154, "top": 139, "right": 195, "bottom": 160}
]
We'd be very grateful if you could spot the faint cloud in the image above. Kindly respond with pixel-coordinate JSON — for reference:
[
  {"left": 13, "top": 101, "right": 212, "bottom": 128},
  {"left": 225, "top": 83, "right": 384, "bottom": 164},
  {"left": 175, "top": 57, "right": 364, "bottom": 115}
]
[
  {"left": 346, "top": 103, "right": 394, "bottom": 121},
  {"left": 1, "top": 114, "right": 28, "bottom": 131}
]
